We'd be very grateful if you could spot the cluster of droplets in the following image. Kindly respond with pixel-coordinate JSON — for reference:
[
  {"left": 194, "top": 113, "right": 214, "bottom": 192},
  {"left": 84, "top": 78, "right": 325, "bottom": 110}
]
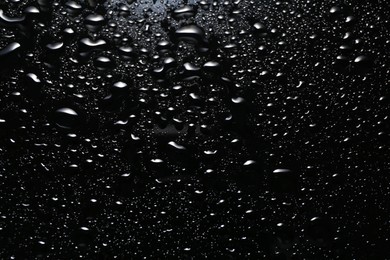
[{"left": 1, "top": 0, "right": 390, "bottom": 259}]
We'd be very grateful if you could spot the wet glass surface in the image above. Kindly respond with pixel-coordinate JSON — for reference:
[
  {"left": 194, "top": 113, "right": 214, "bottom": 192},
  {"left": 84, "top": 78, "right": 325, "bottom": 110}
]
[{"left": 0, "top": 0, "right": 389, "bottom": 258}]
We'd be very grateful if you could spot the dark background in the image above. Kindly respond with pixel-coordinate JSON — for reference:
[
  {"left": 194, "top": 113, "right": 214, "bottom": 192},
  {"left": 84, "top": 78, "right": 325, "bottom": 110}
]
[{"left": 1, "top": 0, "right": 389, "bottom": 258}]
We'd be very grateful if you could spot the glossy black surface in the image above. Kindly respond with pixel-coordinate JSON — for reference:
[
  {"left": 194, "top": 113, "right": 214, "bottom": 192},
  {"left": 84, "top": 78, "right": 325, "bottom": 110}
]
[{"left": 0, "top": 0, "right": 389, "bottom": 258}]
